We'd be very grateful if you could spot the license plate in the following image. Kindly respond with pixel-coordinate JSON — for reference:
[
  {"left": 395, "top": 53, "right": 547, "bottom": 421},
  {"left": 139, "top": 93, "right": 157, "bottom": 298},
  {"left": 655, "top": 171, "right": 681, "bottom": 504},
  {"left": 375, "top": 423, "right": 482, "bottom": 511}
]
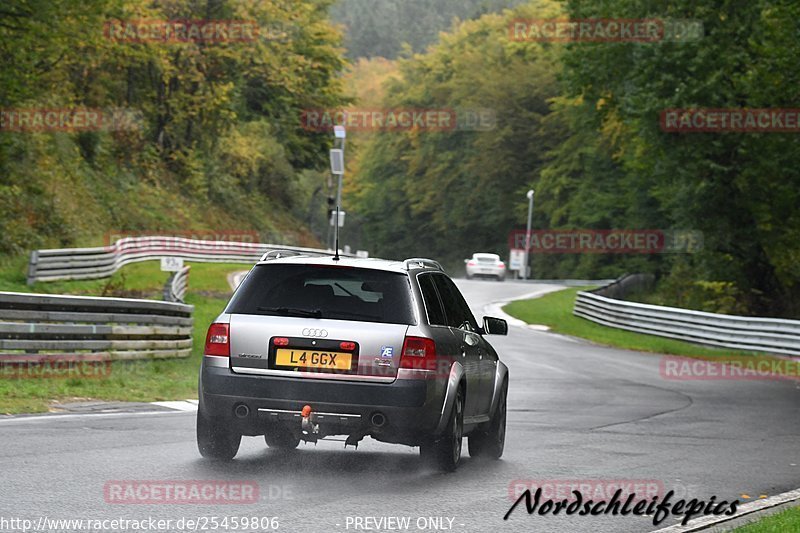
[{"left": 275, "top": 349, "right": 352, "bottom": 371}]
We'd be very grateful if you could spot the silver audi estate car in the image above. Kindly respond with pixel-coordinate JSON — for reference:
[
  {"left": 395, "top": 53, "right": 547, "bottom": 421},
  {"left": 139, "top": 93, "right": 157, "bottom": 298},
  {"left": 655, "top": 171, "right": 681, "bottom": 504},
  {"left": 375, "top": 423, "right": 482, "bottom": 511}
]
[{"left": 197, "top": 253, "right": 509, "bottom": 471}]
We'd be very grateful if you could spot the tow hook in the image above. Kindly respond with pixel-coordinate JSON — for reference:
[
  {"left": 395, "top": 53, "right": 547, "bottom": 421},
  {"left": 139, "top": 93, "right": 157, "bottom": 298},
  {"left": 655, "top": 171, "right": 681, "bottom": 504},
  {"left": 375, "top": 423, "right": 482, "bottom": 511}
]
[
  {"left": 344, "top": 430, "right": 368, "bottom": 449},
  {"left": 301, "top": 404, "right": 320, "bottom": 443}
]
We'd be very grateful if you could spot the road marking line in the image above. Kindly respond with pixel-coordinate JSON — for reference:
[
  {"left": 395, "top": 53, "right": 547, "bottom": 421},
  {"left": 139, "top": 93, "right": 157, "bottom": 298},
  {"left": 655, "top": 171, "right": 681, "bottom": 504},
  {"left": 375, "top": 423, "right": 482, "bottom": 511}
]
[
  {"left": 151, "top": 400, "right": 199, "bottom": 411},
  {"left": 653, "top": 487, "right": 800, "bottom": 532},
  {"left": 0, "top": 398, "right": 200, "bottom": 424},
  {"left": 0, "top": 409, "right": 190, "bottom": 425}
]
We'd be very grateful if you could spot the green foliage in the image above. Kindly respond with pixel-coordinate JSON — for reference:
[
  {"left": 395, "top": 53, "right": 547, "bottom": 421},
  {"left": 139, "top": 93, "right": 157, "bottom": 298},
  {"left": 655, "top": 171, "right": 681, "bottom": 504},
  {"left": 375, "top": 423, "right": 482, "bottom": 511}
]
[
  {"left": 351, "top": 0, "right": 800, "bottom": 317},
  {"left": 330, "top": 0, "right": 528, "bottom": 59},
  {"left": 0, "top": 260, "right": 244, "bottom": 413},
  {"left": 553, "top": 0, "right": 800, "bottom": 316},
  {"left": 350, "top": 1, "right": 564, "bottom": 263},
  {"left": 731, "top": 505, "right": 800, "bottom": 533},
  {"left": 0, "top": 0, "right": 349, "bottom": 255}
]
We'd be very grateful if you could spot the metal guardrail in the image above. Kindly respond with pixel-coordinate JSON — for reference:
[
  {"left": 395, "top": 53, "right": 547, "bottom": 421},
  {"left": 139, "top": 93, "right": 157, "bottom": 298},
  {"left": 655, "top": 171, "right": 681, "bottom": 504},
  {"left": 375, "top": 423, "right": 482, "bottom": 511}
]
[
  {"left": 27, "top": 236, "right": 353, "bottom": 284},
  {"left": 163, "top": 266, "right": 190, "bottom": 303},
  {"left": 574, "top": 278, "right": 800, "bottom": 356},
  {"left": 0, "top": 291, "right": 193, "bottom": 363}
]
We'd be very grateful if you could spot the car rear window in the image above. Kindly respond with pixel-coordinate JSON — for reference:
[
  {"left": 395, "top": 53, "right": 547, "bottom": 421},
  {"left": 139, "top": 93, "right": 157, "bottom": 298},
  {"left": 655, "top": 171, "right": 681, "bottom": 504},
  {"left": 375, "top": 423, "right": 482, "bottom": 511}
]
[{"left": 226, "top": 263, "right": 416, "bottom": 325}]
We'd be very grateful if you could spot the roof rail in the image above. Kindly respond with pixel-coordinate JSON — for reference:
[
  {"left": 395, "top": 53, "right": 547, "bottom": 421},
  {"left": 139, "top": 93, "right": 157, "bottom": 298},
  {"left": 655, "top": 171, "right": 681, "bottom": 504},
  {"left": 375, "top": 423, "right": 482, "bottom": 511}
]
[
  {"left": 403, "top": 258, "right": 445, "bottom": 272},
  {"left": 260, "top": 250, "right": 308, "bottom": 261}
]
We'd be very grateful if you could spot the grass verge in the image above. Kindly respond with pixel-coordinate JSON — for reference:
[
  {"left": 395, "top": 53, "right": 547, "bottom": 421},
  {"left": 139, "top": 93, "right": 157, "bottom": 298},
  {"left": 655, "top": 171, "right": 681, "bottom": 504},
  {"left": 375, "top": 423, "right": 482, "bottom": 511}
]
[
  {"left": 0, "top": 258, "right": 249, "bottom": 414},
  {"left": 731, "top": 505, "right": 800, "bottom": 532},
  {"left": 503, "top": 287, "right": 765, "bottom": 359}
]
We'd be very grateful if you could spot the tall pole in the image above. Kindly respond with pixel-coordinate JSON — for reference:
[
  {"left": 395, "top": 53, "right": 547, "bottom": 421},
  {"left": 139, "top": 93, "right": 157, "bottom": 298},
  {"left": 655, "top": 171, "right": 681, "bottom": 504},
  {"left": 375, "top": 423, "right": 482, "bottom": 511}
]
[
  {"left": 329, "top": 125, "right": 346, "bottom": 250},
  {"left": 523, "top": 189, "right": 534, "bottom": 280},
  {"left": 331, "top": 172, "right": 343, "bottom": 251}
]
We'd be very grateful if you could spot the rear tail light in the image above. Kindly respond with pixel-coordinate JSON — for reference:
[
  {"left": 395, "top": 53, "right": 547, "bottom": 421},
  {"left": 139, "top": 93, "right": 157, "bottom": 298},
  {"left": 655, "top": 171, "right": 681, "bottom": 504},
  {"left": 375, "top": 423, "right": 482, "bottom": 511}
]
[
  {"left": 467, "top": 261, "right": 476, "bottom": 266},
  {"left": 204, "top": 323, "right": 230, "bottom": 357},
  {"left": 499, "top": 262, "right": 506, "bottom": 268},
  {"left": 400, "top": 336, "right": 436, "bottom": 370},
  {"left": 340, "top": 341, "right": 356, "bottom": 351},
  {"left": 273, "top": 337, "right": 289, "bottom": 346}
]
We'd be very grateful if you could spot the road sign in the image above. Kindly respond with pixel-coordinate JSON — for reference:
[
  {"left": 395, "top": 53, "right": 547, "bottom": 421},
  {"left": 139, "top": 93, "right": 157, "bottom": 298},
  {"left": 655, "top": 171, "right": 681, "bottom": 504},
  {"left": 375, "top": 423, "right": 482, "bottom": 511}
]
[
  {"left": 330, "top": 148, "right": 344, "bottom": 175},
  {"left": 160, "top": 257, "right": 184, "bottom": 272},
  {"left": 330, "top": 210, "right": 346, "bottom": 227},
  {"left": 509, "top": 249, "right": 525, "bottom": 271}
]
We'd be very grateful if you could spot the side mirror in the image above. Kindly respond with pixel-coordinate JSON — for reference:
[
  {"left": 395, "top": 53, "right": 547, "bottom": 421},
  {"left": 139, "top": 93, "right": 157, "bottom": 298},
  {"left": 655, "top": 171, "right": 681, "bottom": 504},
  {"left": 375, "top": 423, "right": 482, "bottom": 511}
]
[
  {"left": 464, "top": 258, "right": 470, "bottom": 263},
  {"left": 483, "top": 316, "right": 508, "bottom": 336}
]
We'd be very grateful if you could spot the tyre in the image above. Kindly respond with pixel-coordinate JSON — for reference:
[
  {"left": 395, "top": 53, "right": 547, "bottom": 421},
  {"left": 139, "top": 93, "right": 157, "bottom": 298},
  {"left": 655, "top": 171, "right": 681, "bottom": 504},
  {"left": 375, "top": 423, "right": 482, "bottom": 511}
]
[
  {"left": 197, "top": 410, "right": 241, "bottom": 460},
  {"left": 468, "top": 384, "right": 506, "bottom": 459},
  {"left": 420, "top": 388, "right": 464, "bottom": 472},
  {"left": 497, "top": 275, "right": 505, "bottom": 282},
  {"left": 264, "top": 424, "right": 300, "bottom": 450}
]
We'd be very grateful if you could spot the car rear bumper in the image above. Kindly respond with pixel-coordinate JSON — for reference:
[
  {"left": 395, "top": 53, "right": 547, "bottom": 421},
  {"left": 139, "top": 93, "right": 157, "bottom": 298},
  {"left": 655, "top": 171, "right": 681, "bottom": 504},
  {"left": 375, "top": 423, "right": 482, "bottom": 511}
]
[
  {"left": 466, "top": 267, "right": 505, "bottom": 277},
  {"left": 199, "top": 358, "right": 446, "bottom": 445}
]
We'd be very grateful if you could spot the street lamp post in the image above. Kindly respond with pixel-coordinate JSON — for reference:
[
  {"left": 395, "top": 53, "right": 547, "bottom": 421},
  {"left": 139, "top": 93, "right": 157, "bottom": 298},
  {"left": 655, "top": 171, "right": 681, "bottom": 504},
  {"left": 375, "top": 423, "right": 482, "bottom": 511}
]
[{"left": 523, "top": 189, "right": 534, "bottom": 280}]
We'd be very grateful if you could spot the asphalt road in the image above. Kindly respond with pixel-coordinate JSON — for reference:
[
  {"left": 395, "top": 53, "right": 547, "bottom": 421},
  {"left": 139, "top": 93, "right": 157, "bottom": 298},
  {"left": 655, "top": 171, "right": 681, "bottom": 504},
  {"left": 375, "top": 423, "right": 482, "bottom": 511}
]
[{"left": 1, "top": 279, "right": 799, "bottom": 533}]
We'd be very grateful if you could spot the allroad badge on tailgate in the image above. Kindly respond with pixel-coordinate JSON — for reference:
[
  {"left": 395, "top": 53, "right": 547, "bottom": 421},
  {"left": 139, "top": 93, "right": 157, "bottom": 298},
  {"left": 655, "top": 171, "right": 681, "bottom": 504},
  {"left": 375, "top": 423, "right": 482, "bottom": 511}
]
[{"left": 302, "top": 328, "right": 328, "bottom": 338}]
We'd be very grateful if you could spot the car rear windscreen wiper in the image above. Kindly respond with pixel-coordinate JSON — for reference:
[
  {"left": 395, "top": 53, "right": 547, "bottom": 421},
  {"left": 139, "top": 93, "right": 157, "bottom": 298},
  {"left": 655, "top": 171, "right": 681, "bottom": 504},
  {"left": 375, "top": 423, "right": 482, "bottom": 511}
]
[
  {"left": 257, "top": 306, "right": 323, "bottom": 318},
  {"left": 326, "top": 310, "right": 381, "bottom": 321}
]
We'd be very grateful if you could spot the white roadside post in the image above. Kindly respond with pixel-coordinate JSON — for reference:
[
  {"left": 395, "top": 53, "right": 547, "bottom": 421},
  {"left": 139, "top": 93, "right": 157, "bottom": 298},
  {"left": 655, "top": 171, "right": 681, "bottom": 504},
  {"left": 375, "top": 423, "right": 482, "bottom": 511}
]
[
  {"left": 523, "top": 189, "right": 534, "bottom": 280},
  {"left": 509, "top": 249, "right": 525, "bottom": 279}
]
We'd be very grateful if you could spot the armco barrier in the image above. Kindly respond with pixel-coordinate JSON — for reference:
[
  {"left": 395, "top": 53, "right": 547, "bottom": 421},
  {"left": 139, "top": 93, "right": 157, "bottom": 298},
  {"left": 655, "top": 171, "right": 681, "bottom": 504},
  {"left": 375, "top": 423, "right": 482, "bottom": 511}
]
[
  {"left": 0, "top": 291, "right": 193, "bottom": 363},
  {"left": 574, "top": 278, "right": 800, "bottom": 356},
  {"left": 163, "top": 265, "right": 190, "bottom": 303},
  {"left": 27, "top": 236, "right": 354, "bottom": 284}
]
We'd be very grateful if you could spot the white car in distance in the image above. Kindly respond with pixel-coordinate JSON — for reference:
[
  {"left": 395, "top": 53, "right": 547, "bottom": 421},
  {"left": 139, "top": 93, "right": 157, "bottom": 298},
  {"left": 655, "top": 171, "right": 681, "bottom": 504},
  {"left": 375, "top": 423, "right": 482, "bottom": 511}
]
[{"left": 465, "top": 253, "right": 506, "bottom": 281}]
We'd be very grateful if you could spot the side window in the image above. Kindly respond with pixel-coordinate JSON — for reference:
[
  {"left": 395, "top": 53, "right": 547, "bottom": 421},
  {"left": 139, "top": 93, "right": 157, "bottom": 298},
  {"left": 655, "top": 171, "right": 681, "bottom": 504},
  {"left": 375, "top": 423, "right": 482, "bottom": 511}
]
[
  {"left": 418, "top": 274, "right": 447, "bottom": 326},
  {"left": 433, "top": 274, "right": 478, "bottom": 331}
]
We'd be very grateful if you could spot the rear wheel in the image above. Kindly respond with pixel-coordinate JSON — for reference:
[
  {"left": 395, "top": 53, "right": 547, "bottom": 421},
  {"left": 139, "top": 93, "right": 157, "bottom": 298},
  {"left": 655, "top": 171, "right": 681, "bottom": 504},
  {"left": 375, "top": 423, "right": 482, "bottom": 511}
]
[
  {"left": 497, "top": 275, "right": 505, "bottom": 282},
  {"left": 421, "top": 388, "right": 464, "bottom": 472},
  {"left": 468, "top": 384, "right": 506, "bottom": 459},
  {"left": 264, "top": 424, "right": 300, "bottom": 450},
  {"left": 197, "top": 410, "right": 241, "bottom": 460}
]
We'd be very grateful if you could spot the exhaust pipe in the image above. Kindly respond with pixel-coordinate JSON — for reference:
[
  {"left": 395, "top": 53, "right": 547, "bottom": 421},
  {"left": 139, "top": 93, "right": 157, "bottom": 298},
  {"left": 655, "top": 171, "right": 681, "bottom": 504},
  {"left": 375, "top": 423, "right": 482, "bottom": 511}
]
[
  {"left": 370, "top": 412, "right": 386, "bottom": 428},
  {"left": 234, "top": 404, "right": 250, "bottom": 419}
]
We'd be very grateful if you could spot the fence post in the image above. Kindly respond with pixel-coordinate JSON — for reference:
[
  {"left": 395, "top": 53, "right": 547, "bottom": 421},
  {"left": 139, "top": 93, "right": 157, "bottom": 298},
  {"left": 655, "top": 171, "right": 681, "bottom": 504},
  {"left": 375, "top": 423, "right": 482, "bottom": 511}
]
[{"left": 26, "top": 251, "right": 39, "bottom": 286}]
